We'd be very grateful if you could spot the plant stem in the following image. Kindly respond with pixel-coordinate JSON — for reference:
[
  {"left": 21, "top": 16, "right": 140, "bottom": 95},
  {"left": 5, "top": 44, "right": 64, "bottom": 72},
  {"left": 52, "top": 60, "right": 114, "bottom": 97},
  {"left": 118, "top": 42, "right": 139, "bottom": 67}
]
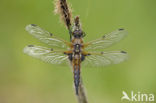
[{"left": 76, "top": 77, "right": 88, "bottom": 103}]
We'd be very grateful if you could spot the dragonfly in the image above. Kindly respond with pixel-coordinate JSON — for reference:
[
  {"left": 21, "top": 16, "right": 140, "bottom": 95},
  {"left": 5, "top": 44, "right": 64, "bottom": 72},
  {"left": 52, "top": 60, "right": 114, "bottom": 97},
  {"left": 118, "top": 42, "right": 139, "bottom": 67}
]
[{"left": 24, "top": 16, "right": 128, "bottom": 95}]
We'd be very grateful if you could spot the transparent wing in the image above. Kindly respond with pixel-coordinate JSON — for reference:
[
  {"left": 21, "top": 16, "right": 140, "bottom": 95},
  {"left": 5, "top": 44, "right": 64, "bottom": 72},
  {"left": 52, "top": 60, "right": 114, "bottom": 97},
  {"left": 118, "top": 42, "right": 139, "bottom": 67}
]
[
  {"left": 26, "top": 24, "right": 70, "bottom": 48},
  {"left": 23, "top": 45, "right": 69, "bottom": 65},
  {"left": 82, "top": 51, "right": 128, "bottom": 67},
  {"left": 84, "top": 29, "right": 128, "bottom": 50}
]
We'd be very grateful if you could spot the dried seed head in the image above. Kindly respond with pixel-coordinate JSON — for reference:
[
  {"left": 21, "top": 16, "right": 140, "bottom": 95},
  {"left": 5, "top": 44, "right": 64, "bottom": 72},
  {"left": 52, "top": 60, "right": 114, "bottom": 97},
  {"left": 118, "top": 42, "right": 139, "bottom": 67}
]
[{"left": 54, "top": 0, "right": 72, "bottom": 29}]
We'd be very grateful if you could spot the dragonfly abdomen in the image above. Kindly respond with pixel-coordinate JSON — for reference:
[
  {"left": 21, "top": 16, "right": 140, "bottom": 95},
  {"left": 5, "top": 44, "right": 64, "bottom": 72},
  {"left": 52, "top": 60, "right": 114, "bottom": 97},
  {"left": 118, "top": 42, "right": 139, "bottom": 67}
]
[
  {"left": 73, "top": 64, "right": 80, "bottom": 95},
  {"left": 72, "top": 53, "right": 81, "bottom": 95}
]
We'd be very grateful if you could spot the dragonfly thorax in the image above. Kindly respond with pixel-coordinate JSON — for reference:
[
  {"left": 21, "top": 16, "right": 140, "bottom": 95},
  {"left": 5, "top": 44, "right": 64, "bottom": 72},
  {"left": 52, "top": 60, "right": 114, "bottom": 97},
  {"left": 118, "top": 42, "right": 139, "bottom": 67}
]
[{"left": 74, "top": 44, "right": 81, "bottom": 53}]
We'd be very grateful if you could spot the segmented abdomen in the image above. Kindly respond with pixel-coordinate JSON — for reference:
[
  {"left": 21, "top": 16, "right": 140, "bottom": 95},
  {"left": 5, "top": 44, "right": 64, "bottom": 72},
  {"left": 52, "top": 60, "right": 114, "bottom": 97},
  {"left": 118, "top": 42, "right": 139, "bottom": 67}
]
[{"left": 72, "top": 57, "right": 81, "bottom": 95}]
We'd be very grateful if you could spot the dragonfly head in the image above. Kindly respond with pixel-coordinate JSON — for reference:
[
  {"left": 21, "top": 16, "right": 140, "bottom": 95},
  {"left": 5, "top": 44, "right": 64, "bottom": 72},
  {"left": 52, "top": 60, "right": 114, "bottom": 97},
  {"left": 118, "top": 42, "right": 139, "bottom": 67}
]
[{"left": 72, "top": 16, "right": 86, "bottom": 38}]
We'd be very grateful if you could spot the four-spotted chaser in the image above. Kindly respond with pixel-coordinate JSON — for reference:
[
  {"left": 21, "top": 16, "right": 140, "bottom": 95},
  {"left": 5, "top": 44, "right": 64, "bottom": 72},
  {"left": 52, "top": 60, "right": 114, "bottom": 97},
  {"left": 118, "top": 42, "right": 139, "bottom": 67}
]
[{"left": 24, "top": 16, "right": 128, "bottom": 95}]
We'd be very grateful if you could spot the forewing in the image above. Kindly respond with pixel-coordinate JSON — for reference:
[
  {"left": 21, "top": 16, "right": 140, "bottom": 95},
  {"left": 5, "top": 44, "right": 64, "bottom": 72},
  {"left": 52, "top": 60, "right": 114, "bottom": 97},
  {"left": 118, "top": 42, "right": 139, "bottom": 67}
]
[
  {"left": 84, "top": 29, "right": 128, "bottom": 50},
  {"left": 23, "top": 45, "right": 69, "bottom": 65},
  {"left": 82, "top": 51, "right": 128, "bottom": 67},
  {"left": 26, "top": 24, "right": 69, "bottom": 48}
]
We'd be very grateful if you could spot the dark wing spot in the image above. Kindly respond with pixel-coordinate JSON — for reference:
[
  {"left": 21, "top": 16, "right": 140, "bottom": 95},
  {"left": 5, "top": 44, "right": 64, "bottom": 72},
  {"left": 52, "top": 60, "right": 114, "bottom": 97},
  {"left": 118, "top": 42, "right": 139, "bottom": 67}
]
[
  {"left": 49, "top": 32, "right": 53, "bottom": 36},
  {"left": 50, "top": 48, "right": 53, "bottom": 51},
  {"left": 121, "top": 51, "right": 127, "bottom": 54},
  {"left": 31, "top": 24, "right": 37, "bottom": 26},
  {"left": 28, "top": 45, "right": 34, "bottom": 47},
  {"left": 119, "top": 28, "right": 124, "bottom": 31},
  {"left": 102, "top": 35, "right": 106, "bottom": 38},
  {"left": 87, "top": 53, "right": 91, "bottom": 56}
]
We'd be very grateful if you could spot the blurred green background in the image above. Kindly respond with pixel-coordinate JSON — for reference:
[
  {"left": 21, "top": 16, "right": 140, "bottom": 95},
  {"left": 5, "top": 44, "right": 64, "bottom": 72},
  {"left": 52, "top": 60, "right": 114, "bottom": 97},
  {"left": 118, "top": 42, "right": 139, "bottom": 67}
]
[{"left": 0, "top": 0, "right": 156, "bottom": 103}]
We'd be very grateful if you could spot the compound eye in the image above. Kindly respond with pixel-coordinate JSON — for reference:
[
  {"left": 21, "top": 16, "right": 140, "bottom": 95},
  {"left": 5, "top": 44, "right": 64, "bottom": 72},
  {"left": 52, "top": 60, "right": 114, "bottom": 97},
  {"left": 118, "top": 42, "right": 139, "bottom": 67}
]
[
  {"left": 74, "top": 34, "right": 79, "bottom": 38},
  {"left": 79, "top": 35, "right": 81, "bottom": 38}
]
